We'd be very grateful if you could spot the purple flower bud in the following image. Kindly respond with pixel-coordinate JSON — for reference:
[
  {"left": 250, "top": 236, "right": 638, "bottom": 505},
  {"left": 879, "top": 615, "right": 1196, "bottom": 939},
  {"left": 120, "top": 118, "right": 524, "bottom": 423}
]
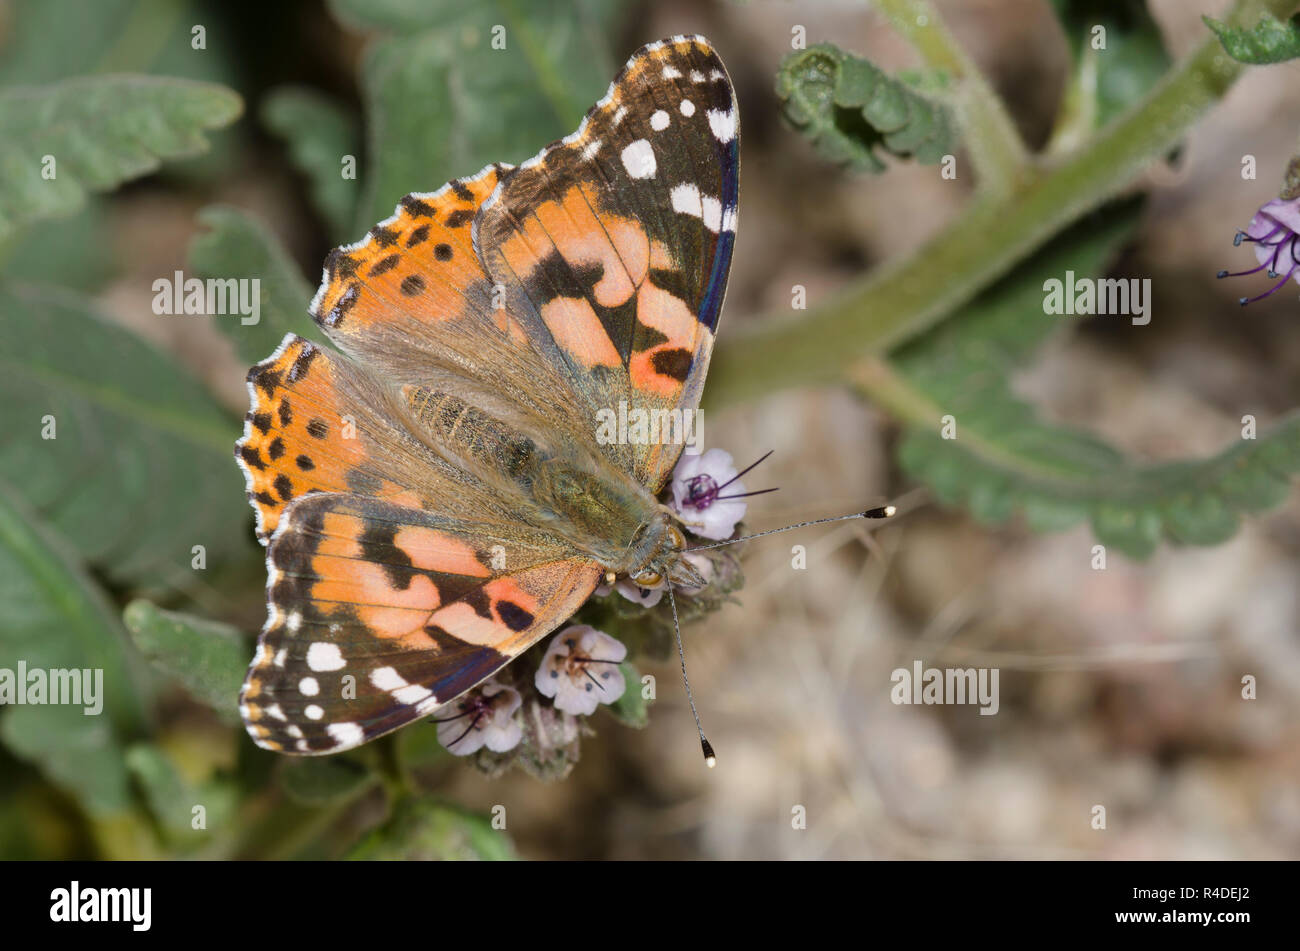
[{"left": 671, "top": 448, "right": 748, "bottom": 540}]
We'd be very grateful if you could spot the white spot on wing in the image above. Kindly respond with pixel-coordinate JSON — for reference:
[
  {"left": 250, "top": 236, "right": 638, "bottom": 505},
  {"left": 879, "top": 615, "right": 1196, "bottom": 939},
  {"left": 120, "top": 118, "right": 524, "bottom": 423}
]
[
  {"left": 621, "top": 139, "right": 657, "bottom": 179},
  {"left": 650, "top": 110, "right": 670, "bottom": 131},
  {"left": 306, "top": 642, "right": 345, "bottom": 672},
  {"left": 299, "top": 676, "right": 319, "bottom": 696},
  {"left": 662, "top": 65, "right": 682, "bottom": 79},
  {"left": 371, "top": 666, "right": 407, "bottom": 690},
  {"left": 394, "top": 684, "right": 433, "bottom": 705},
  {"left": 701, "top": 195, "right": 722, "bottom": 233},
  {"left": 671, "top": 183, "right": 703, "bottom": 219},
  {"left": 680, "top": 99, "right": 695, "bottom": 117},
  {"left": 671, "top": 183, "right": 726, "bottom": 234},
  {"left": 707, "top": 108, "right": 737, "bottom": 143},
  {"left": 304, "top": 704, "right": 324, "bottom": 721},
  {"left": 327, "top": 722, "right": 365, "bottom": 748}
]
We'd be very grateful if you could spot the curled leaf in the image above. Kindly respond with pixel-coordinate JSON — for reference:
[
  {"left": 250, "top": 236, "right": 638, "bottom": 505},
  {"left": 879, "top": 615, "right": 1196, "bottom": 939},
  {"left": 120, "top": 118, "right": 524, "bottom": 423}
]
[{"left": 775, "top": 43, "right": 957, "bottom": 172}]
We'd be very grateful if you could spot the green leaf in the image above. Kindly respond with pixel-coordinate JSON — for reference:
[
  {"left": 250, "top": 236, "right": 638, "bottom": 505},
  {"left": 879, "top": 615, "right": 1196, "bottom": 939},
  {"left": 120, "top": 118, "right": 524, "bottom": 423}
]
[
  {"left": 775, "top": 43, "right": 958, "bottom": 173},
  {"left": 1204, "top": 12, "right": 1300, "bottom": 64},
  {"left": 125, "top": 744, "right": 190, "bottom": 833},
  {"left": 187, "top": 205, "right": 318, "bottom": 364},
  {"left": 606, "top": 662, "right": 649, "bottom": 728},
  {"left": 0, "top": 0, "right": 141, "bottom": 85},
  {"left": 261, "top": 88, "right": 360, "bottom": 243},
  {"left": 278, "top": 757, "right": 377, "bottom": 806},
  {"left": 0, "top": 481, "right": 143, "bottom": 815},
  {"left": 875, "top": 201, "right": 1300, "bottom": 558},
  {"left": 123, "top": 600, "right": 247, "bottom": 723},
  {"left": 0, "top": 0, "right": 237, "bottom": 87},
  {"left": 0, "top": 200, "right": 116, "bottom": 292},
  {"left": 125, "top": 742, "right": 239, "bottom": 845},
  {"left": 1048, "top": 0, "right": 1172, "bottom": 138},
  {"left": 0, "top": 284, "right": 254, "bottom": 589},
  {"left": 328, "top": 0, "right": 625, "bottom": 228},
  {"left": 0, "top": 74, "right": 241, "bottom": 239},
  {"left": 347, "top": 796, "right": 514, "bottom": 860}
]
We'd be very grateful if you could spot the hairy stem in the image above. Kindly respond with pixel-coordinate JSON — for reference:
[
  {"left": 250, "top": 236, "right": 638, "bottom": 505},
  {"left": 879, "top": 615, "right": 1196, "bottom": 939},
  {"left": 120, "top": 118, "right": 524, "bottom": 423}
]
[
  {"left": 704, "top": 0, "right": 1298, "bottom": 409},
  {"left": 873, "top": 0, "right": 1029, "bottom": 190}
]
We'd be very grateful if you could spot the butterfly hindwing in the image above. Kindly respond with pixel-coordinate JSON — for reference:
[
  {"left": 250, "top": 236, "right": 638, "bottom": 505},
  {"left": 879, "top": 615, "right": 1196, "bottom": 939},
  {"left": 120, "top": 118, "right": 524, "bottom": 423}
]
[{"left": 242, "top": 492, "right": 600, "bottom": 753}]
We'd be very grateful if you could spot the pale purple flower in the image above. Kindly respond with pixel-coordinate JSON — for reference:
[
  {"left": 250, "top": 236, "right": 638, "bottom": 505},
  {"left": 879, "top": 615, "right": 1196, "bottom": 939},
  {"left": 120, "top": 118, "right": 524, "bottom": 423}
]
[
  {"left": 671, "top": 448, "right": 748, "bottom": 540},
  {"left": 1219, "top": 197, "right": 1300, "bottom": 304},
  {"left": 433, "top": 679, "right": 521, "bottom": 755},
  {"left": 535, "top": 625, "right": 627, "bottom": 716}
]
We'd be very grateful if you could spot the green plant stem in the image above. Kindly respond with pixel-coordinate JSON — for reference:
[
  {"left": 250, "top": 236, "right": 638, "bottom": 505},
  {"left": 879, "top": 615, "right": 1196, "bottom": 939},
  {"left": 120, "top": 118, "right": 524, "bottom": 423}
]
[
  {"left": 874, "top": 0, "right": 1028, "bottom": 190},
  {"left": 704, "top": 0, "right": 1298, "bottom": 410}
]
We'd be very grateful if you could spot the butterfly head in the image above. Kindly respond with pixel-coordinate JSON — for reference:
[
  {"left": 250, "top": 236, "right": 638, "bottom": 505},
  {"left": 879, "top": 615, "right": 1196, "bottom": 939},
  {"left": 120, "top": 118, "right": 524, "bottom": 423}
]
[{"left": 621, "top": 509, "right": 705, "bottom": 591}]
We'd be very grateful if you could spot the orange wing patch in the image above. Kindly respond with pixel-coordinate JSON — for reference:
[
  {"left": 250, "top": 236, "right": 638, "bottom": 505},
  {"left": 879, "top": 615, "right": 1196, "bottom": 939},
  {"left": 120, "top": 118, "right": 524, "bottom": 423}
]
[
  {"left": 310, "top": 164, "right": 511, "bottom": 338},
  {"left": 236, "top": 335, "right": 417, "bottom": 542},
  {"left": 491, "top": 181, "right": 706, "bottom": 398}
]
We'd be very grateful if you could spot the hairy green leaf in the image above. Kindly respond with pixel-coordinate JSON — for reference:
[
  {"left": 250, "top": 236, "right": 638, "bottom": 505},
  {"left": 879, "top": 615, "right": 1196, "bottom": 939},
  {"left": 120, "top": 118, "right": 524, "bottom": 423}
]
[
  {"left": 327, "top": 0, "right": 625, "bottom": 228},
  {"left": 873, "top": 202, "right": 1300, "bottom": 558},
  {"left": 187, "top": 205, "right": 318, "bottom": 364},
  {"left": 1204, "top": 12, "right": 1300, "bottom": 64},
  {"left": 0, "top": 285, "right": 254, "bottom": 589},
  {"left": 0, "top": 200, "right": 116, "bottom": 292},
  {"left": 0, "top": 75, "right": 241, "bottom": 239},
  {"left": 347, "top": 797, "right": 514, "bottom": 860},
  {"left": 775, "top": 43, "right": 958, "bottom": 172},
  {"left": 123, "top": 600, "right": 247, "bottom": 723},
  {"left": 261, "top": 88, "right": 360, "bottom": 243},
  {"left": 0, "top": 481, "right": 143, "bottom": 815}
]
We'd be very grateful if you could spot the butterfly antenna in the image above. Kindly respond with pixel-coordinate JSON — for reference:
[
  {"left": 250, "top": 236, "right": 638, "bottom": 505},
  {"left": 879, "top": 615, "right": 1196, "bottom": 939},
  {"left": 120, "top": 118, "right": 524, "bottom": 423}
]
[
  {"left": 686, "top": 505, "right": 897, "bottom": 552},
  {"left": 667, "top": 584, "right": 716, "bottom": 768}
]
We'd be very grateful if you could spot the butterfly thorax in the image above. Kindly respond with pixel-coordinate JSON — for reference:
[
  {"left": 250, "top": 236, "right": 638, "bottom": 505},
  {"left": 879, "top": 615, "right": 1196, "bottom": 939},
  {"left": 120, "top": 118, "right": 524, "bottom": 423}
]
[{"left": 524, "top": 454, "right": 698, "bottom": 587}]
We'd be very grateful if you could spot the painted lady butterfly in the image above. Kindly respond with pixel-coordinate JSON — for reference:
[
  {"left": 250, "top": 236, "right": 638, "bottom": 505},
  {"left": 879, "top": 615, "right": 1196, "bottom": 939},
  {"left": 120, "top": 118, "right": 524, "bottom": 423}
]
[{"left": 236, "top": 35, "right": 880, "bottom": 758}]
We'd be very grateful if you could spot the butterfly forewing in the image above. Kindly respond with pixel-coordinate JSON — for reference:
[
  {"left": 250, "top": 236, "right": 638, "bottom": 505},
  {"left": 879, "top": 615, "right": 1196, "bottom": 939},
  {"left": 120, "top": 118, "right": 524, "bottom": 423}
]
[{"left": 477, "top": 35, "right": 739, "bottom": 491}]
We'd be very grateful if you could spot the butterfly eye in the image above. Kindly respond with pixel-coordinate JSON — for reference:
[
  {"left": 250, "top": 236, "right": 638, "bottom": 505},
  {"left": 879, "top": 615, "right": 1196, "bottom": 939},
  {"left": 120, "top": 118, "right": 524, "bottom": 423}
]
[
  {"left": 632, "top": 568, "right": 663, "bottom": 588},
  {"left": 667, "top": 524, "right": 686, "bottom": 551}
]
